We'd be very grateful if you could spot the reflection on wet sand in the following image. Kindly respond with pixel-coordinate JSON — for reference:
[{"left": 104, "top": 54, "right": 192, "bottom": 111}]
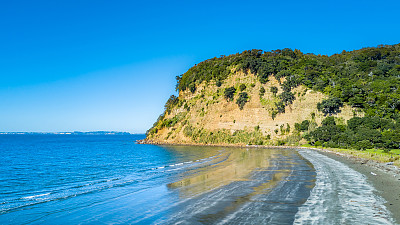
[
  {"left": 167, "top": 148, "right": 292, "bottom": 199},
  {"left": 149, "top": 147, "right": 316, "bottom": 224}
]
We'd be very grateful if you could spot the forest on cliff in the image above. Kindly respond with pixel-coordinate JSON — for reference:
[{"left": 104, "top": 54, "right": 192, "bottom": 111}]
[{"left": 148, "top": 44, "right": 400, "bottom": 151}]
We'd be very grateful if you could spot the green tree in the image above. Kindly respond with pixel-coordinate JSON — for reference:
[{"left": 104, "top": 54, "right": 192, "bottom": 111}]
[
  {"left": 164, "top": 95, "right": 179, "bottom": 114},
  {"left": 270, "top": 86, "right": 278, "bottom": 96},
  {"left": 189, "top": 83, "right": 196, "bottom": 93},
  {"left": 295, "top": 120, "right": 310, "bottom": 131},
  {"left": 317, "top": 97, "right": 343, "bottom": 116},
  {"left": 239, "top": 84, "right": 246, "bottom": 91},
  {"left": 224, "top": 86, "right": 236, "bottom": 101},
  {"left": 355, "top": 140, "right": 373, "bottom": 150},
  {"left": 259, "top": 86, "right": 266, "bottom": 97},
  {"left": 279, "top": 91, "right": 295, "bottom": 105},
  {"left": 322, "top": 116, "right": 336, "bottom": 126},
  {"left": 236, "top": 92, "right": 249, "bottom": 110}
]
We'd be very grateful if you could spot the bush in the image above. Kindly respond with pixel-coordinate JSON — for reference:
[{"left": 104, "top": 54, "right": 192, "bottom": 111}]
[
  {"left": 317, "top": 97, "right": 343, "bottom": 116},
  {"left": 224, "top": 86, "right": 236, "bottom": 101},
  {"left": 184, "top": 103, "right": 190, "bottom": 111},
  {"left": 295, "top": 120, "right": 310, "bottom": 131},
  {"left": 279, "top": 91, "right": 295, "bottom": 105},
  {"left": 354, "top": 140, "right": 373, "bottom": 150},
  {"left": 183, "top": 125, "right": 195, "bottom": 137},
  {"left": 239, "top": 84, "right": 246, "bottom": 91},
  {"left": 270, "top": 86, "right": 278, "bottom": 96},
  {"left": 275, "top": 101, "right": 286, "bottom": 113},
  {"left": 272, "top": 110, "right": 278, "bottom": 120},
  {"left": 189, "top": 83, "right": 196, "bottom": 93},
  {"left": 216, "top": 80, "right": 222, "bottom": 87},
  {"left": 164, "top": 95, "right": 179, "bottom": 114},
  {"left": 277, "top": 140, "right": 286, "bottom": 145},
  {"left": 259, "top": 86, "right": 265, "bottom": 97},
  {"left": 260, "top": 77, "right": 269, "bottom": 84},
  {"left": 236, "top": 92, "right": 249, "bottom": 110},
  {"left": 322, "top": 116, "right": 336, "bottom": 126}
]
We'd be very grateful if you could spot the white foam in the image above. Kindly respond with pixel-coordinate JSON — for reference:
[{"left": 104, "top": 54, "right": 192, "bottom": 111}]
[
  {"left": 22, "top": 193, "right": 50, "bottom": 200},
  {"left": 295, "top": 149, "right": 395, "bottom": 224}
]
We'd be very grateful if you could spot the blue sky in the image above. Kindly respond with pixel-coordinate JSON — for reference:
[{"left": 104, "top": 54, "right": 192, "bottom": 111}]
[{"left": 1, "top": 0, "right": 399, "bottom": 133}]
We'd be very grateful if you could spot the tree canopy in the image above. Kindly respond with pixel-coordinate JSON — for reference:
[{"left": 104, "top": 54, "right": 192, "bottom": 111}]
[{"left": 176, "top": 44, "right": 400, "bottom": 119}]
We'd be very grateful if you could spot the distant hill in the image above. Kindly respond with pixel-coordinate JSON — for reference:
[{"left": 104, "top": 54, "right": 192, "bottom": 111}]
[{"left": 145, "top": 44, "right": 400, "bottom": 150}]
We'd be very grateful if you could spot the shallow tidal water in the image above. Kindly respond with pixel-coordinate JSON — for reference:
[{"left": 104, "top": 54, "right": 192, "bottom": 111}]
[{"left": 0, "top": 135, "right": 395, "bottom": 224}]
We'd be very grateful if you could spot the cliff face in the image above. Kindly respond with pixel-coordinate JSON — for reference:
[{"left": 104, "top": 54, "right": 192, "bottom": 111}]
[{"left": 145, "top": 69, "right": 359, "bottom": 146}]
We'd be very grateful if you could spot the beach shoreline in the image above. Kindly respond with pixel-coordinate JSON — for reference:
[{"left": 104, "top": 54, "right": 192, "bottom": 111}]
[
  {"left": 315, "top": 148, "right": 400, "bottom": 224},
  {"left": 139, "top": 139, "right": 400, "bottom": 223}
]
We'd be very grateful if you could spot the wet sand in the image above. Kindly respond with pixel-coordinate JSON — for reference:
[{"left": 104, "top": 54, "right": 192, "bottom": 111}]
[
  {"left": 314, "top": 149, "right": 400, "bottom": 224},
  {"left": 142, "top": 141, "right": 400, "bottom": 223}
]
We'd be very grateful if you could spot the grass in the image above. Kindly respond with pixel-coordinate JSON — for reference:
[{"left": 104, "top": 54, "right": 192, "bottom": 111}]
[{"left": 301, "top": 144, "right": 400, "bottom": 167}]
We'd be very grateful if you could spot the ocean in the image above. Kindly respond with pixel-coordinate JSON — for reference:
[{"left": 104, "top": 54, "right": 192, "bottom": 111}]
[{"left": 0, "top": 134, "right": 394, "bottom": 224}]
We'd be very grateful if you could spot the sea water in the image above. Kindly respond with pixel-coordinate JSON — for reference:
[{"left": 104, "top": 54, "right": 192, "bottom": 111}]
[{"left": 0, "top": 134, "right": 394, "bottom": 224}]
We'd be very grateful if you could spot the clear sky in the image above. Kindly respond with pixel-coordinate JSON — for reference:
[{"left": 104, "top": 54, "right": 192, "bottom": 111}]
[{"left": 1, "top": 0, "right": 399, "bottom": 133}]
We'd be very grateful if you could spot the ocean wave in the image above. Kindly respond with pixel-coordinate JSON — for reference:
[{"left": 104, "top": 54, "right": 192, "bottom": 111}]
[{"left": 21, "top": 193, "right": 51, "bottom": 200}]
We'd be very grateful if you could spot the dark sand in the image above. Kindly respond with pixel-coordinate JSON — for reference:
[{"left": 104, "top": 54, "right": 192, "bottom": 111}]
[{"left": 315, "top": 149, "right": 400, "bottom": 224}]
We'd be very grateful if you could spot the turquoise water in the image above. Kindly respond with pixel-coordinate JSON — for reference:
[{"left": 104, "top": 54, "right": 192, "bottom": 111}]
[{"left": 0, "top": 134, "right": 393, "bottom": 224}]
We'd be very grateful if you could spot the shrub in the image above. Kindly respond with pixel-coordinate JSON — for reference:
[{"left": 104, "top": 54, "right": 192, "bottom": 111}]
[
  {"left": 317, "top": 97, "right": 343, "bottom": 116},
  {"left": 322, "top": 116, "right": 336, "bottom": 126},
  {"left": 164, "top": 95, "right": 179, "bottom": 114},
  {"left": 286, "top": 123, "right": 290, "bottom": 133},
  {"left": 189, "top": 83, "right": 196, "bottom": 93},
  {"left": 275, "top": 102, "right": 286, "bottom": 113},
  {"left": 354, "top": 140, "right": 373, "bottom": 150},
  {"left": 224, "top": 86, "right": 236, "bottom": 101},
  {"left": 184, "top": 103, "right": 190, "bottom": 111},
  {"left": 277, "top": 140, "right": 286, "bottom": 145},
  {"left": 279, "top": 91, "right": 295, "bottom": 105},
  {"left": 259, "top": 86, "right": 265, "bottom": 97},
  {"left": 183, "top": 125, "right": 195, "bottom": 137},
  {"left": 295, "top": 120, "right": 310, "bottom": 131},
  {"left": 270, "top": 86, "right": 278, "bottom": 96},
  {"left": 272, "top": 110, "right": 278, "bottom": 120},
  {"left": 236, "top": 92, "right": 249, "bottom": 110},
  {"left": 260, "top": 77, "right": 269, "bottom": 84},
  {"left": 239, "top": 84, "right": 246, "bottom": 91}
]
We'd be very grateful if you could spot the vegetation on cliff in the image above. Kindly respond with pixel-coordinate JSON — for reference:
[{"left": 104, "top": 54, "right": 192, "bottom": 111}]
[
  {"left": 148, "top": 43, "right": 400, "bottom": 152},
  {"left": 298, "top": 116, "right": 400, "bottom": 151},
  {"left": 176, "top": 44, "right": 400, "bottom": 118}
]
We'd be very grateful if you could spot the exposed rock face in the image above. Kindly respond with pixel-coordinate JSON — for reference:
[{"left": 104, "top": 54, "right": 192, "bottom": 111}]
[{"left": 146, "top": 70, "right": 359, "bottom": 146}]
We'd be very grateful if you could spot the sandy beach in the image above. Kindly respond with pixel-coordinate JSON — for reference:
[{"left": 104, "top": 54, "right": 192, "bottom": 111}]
[
  {"left": 314, "top": 148, "right": 400, "bottom": 223},
  {"left": 143, "top": 140, "right": 400, "bottom": 223}
]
